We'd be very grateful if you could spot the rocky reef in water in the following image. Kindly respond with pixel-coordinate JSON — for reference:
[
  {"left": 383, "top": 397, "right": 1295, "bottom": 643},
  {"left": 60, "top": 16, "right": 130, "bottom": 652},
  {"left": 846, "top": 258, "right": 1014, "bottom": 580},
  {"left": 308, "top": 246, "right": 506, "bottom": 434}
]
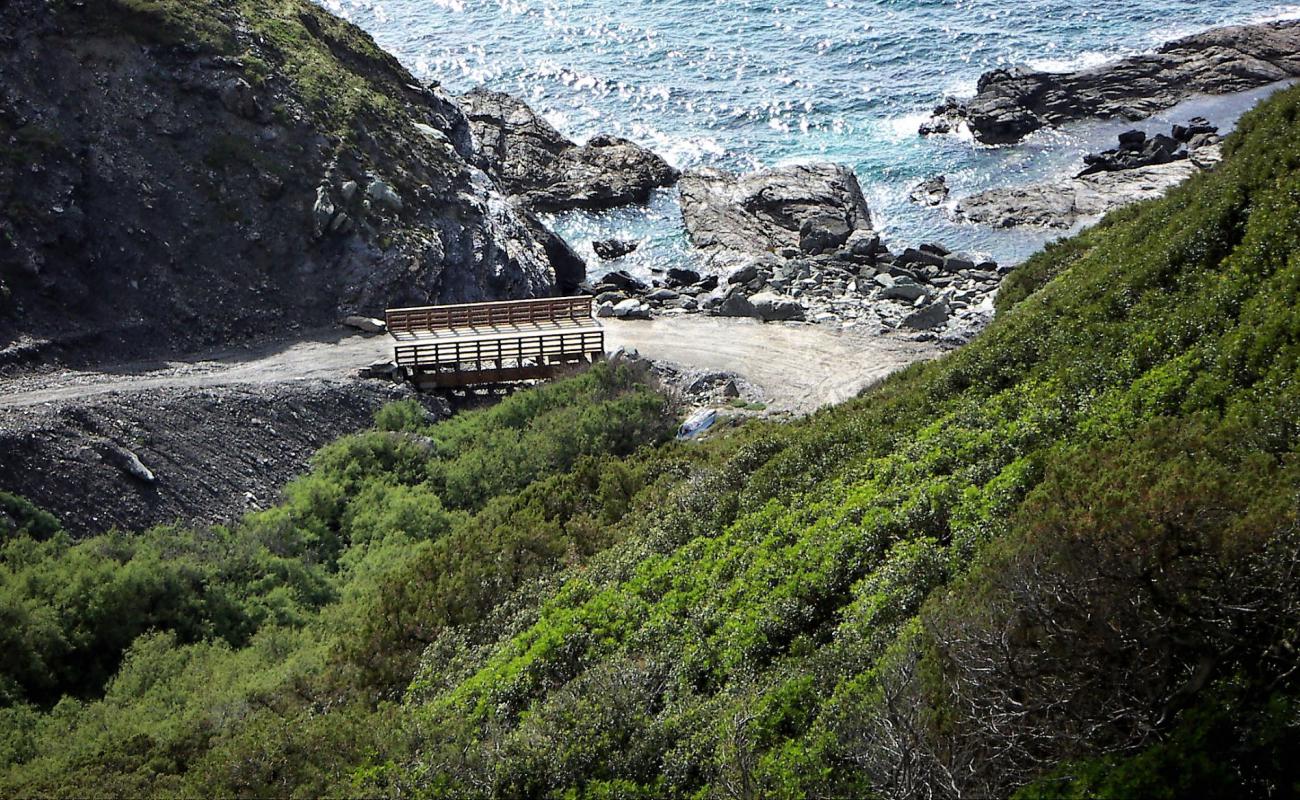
[
  {"left": 922, "top": 19, "right": 1300, "bottom": 144},
  {"left": 459, "top": 88, "right": 679, "bottom": 213},
  {"left": 954, "top": 120, "right": 1224, "bottom": 229}
]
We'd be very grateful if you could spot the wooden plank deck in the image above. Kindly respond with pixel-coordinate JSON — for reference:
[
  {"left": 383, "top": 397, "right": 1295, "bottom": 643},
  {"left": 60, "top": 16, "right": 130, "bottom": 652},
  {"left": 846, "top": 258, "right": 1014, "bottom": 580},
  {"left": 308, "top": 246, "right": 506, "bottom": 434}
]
[{"left": 387, "top": 296, "right": 595, "bottom": 338}]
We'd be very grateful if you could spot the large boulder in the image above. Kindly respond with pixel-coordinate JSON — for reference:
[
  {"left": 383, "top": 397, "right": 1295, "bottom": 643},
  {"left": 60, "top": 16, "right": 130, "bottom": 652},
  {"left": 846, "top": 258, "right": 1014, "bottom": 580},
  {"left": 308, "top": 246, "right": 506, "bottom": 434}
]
[
  {"left": 460, "top": 89, "right": 680, "bottom": 212},
  {"left": 749, "top": 292, "right": 806, "bottom": 322},
  {"left": 592, "top": 238, "right": 639, "bottom": 260},
  {"left": 715, "top": 290, "right": 759, "bottom": 318},
  {"left": 924, "top": 20, "right": 1300, "bottom": 144},
  {"left": 679, "top": 163, "right": 875, "bottom": 264},
  {"left": 901, "top": 300, "right": 951, "bottom": 331}
]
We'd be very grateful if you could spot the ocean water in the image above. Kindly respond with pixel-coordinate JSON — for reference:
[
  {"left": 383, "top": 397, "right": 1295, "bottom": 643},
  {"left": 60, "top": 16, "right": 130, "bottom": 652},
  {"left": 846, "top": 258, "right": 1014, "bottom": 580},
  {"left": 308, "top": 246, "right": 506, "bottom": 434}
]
[{"left": 321, "top": 0, "right": 1300, "bottom": 277}]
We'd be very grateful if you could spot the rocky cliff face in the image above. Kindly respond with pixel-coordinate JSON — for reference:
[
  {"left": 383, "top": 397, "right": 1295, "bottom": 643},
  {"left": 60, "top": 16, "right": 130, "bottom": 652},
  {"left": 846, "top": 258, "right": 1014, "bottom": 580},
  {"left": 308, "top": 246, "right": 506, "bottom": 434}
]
[{"left": 0, "top": 0, "right": 563, "bottom": 366}]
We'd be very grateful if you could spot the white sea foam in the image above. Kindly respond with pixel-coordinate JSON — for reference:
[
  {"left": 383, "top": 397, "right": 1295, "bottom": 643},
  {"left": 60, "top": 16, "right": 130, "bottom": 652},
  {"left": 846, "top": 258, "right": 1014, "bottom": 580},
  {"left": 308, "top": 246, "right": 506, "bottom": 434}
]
[
  {"left": 1025, "top": 50, "right": 1123, "bottom": 73},
  {"left": 1246, "top": 4, "right": 1300, "bottom": 23},
  {"left": 885, "top": 112, "right": 932, "bottom": 140}
]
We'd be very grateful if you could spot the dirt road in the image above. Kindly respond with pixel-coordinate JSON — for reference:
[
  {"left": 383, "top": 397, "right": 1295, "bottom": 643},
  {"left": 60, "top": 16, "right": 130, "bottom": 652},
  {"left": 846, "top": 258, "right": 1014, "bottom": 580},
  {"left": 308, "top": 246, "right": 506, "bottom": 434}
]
[{"left": 0, "top": 318, "right": 940, "bottom": 414}]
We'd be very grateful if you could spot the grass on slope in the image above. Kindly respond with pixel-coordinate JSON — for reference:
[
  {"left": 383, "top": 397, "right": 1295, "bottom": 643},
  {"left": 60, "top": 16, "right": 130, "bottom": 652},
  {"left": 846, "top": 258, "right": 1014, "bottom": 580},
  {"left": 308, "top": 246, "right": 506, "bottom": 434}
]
[
  {"left": 386, "top": 83, "right": 1300, "bottom": 798},
  {"left": 1, "top": 84, "right": 1299, "bottom": 799},
  {"left": 74, "top": 0, "right": 427, "bottom": 144}
]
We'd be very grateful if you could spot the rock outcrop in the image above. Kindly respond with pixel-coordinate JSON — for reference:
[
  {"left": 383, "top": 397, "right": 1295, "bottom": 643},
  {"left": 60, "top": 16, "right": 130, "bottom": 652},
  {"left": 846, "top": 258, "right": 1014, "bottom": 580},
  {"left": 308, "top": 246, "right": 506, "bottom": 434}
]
[
  {"left": 678, "top": 163, "right": 875, "bottom": 264},
  {"left": 0, "top": 0, "right": 566, "bottom": 366},
  {"left": 578, "top": 162, "right": 1004, "bottom": 343},
  {"left": 923, "top": 20, "right": 1300, "bottom": 144},
  {"left": 954, "top": 122, "right": 1222, "bottom": 228},
  {"left": 459, "top": 88, "right": 680, "bottom": 212}
]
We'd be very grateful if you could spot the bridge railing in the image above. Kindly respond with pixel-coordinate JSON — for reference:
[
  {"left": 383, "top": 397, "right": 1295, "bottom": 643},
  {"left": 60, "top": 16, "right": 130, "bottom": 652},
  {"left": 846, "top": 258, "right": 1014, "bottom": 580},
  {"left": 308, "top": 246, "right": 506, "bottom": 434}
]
[
  {"left": 386, "top": 296, "right": 594, "bottom": 336},
  {"left": 393, "top": 329, "right": 606, "bottom": 370}
]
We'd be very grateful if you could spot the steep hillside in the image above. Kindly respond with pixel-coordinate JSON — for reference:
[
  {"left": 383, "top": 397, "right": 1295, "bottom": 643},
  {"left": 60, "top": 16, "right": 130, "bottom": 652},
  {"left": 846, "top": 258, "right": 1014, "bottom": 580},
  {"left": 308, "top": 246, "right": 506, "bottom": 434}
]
[
  {"left": 0, "top": 0, "right": 566, "bottom": 366},
  {"left": 3, "top": 85, "right": 1300, "bottom": 799}
]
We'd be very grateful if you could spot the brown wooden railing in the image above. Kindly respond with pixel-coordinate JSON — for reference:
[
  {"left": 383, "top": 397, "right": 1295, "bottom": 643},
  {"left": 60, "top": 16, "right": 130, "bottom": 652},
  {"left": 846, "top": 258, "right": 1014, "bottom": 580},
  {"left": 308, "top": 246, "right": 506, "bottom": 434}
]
[
  {"left": 394, "top": 329, "right": 606, "bottom": 370},
  {"left": 386, "top": 296, "right": 594, "bottom": 336}
]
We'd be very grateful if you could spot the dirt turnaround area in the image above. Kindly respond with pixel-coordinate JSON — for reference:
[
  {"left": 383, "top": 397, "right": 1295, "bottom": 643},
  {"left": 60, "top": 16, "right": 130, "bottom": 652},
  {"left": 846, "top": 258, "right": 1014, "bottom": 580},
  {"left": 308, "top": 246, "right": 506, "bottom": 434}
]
[{"left": 0, "top": 319, "right": 941, "bottom": 536}]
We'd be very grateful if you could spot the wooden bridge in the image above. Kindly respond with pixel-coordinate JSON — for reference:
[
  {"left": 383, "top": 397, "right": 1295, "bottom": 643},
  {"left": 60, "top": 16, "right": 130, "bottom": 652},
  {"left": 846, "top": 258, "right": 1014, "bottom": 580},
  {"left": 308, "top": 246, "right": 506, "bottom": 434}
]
[{"left": 385, "top": 296, "right": 605, "bottom": 389}]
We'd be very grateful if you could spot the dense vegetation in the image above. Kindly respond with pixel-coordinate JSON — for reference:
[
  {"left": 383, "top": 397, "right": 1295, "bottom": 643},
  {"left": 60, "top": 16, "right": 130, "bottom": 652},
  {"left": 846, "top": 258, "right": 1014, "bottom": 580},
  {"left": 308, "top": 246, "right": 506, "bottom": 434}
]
[{"left": 4, "top": 79, "right": 1300, "bottom": 800}]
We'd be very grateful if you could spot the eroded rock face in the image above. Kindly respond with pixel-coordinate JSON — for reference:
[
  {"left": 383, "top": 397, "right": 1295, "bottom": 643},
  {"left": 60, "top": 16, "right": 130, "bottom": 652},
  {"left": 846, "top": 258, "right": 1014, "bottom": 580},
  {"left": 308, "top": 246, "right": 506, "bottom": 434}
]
[
  {"left": 678, "top": 163, "right": 875, "bottom": 263},
  {"left": 459, "top": 88, "right": 679, "bottom": 212},
  {"left": 0, "top": 0, "right": 561, "bottom": 366},
  {"left": 924, "top": 20, "right": 1300, "bottom": 144}
]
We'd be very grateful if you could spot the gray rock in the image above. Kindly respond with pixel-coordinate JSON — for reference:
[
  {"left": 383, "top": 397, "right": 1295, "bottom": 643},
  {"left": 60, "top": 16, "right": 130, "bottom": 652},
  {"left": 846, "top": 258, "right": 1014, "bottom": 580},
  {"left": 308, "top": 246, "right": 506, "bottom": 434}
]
[
  {"left": 592, "top": 238, "right": 639, "bottom": 260},
  {"left": 459, "top": 88, "right": 679, "bottom": 212},
  {"left": 0, "top": 0, "right": 564, "bottom": 365},
  {"left": 928, "top": 20, "right": 1300, "bottom": 144},
  {"left": 596, "top": 301, "right": 615, "bottom": 318},
  {"left": 845, "top": 229, "right": 881, "bottom": 258},
  {"left": 359, "top": 359, "right": 401, "bottom": 380},
  {"left": 99, "top": 442, "right": 156, "bottom": 484},
  {"left": 599, "top": 269, "right": 648, "bottom": 294},
  {"left": 646, "top": 288, "right": 680, "bottom": 302},
  {"left": 311, "top": 186, "right": 335, "bottom": 238},
  {"left": 218, "top": 77, "right": 261, "bottom": 120},
  {"left": 612, "top": 298, "right": 651, "bottom": 319},
  {"left": 954, "top": 157, "right": 1202, "bottom": 228},
  {"left": 896, "top": 248, "right": 946, "bottom": 269},
  {"left": 366, "top": 179, "right": 404, "bottom": 213},
  {"left": 908, "top": 175, "right": 949, "bottom": 206},
  {"left": 749, "top": 291, "right": 806, "bottom": 321},
  {"left": 942, "top": 253, "right": 976, "bottom": 272},
  {"left": 727, "top": 263, "right": 761, "bottom": 284},
  {"left": 901, "top": 300, "right": 951, "bottom": 330},
  {"left": 341, "top": 315, "right": 386, "bottom": 334},
  {"left": 1077, "top": 130, "right": 1187, "bottom": 177},
  {"left": 716, "top": 291, "right": 759, "bottom": 318},
  {"left": 799, "top": 213, "right": 852, "bottom": 255},
  {"left": 680, "top": 163, "right": 875, "bottom": 263},
  {"left": 595, "top": 291, "right": 627, "bottom": 305},
  {"left": 666, "top": 267, "right": 702, "bottom": 287},
  {"left": 919, "top": 242, "right": 950, "bottom": 257},
  {"left": 880, "top": 282, "right": 927, "bottom": 302},
  {"left": 340, "top": 180, "right": 359, "bottom": 202},
  {"left": 329, "top": 211, "right": 353, "bottom": 234}
]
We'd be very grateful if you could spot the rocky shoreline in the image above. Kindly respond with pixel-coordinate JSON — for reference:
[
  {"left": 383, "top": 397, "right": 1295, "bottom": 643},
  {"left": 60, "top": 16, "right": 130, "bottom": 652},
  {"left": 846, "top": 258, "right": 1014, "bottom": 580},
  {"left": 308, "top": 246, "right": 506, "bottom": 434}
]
[
  {"left": 954, "top": 120, "right": 1224, "bottom": 229},
  {"left": 921, "top": 19, "right": 1300, "bottom": 144},
  {"left": 582, "top": 163, "right": 1008, "bottom": 346},
  {"left": 459, "top": 88, "right": 679, "bottom": 213}
]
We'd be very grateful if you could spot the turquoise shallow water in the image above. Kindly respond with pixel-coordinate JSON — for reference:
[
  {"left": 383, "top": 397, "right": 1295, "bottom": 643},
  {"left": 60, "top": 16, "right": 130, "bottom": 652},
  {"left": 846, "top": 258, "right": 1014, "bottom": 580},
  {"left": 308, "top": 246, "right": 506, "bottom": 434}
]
[{"left": 322, "top": 0, "right": 1300, "bottom": 276}]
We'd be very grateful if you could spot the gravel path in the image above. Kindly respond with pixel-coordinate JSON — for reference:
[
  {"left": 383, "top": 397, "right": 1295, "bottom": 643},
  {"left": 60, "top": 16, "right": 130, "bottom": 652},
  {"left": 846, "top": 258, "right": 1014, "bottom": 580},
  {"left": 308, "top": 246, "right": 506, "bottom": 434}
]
[
  {"left": 603, "top": 317, "right": 939, "bottom": 413},
  {"left": 0, "top": 319, "right": 940, "bottom": 414}
]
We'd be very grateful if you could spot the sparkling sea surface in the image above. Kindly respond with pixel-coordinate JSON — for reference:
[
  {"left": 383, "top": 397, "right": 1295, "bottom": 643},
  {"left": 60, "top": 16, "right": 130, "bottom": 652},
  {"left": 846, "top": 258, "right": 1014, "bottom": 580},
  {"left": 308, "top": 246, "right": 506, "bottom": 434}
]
[{"left": 321, "top": 0, "right": 1300, "bottom": 277}]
